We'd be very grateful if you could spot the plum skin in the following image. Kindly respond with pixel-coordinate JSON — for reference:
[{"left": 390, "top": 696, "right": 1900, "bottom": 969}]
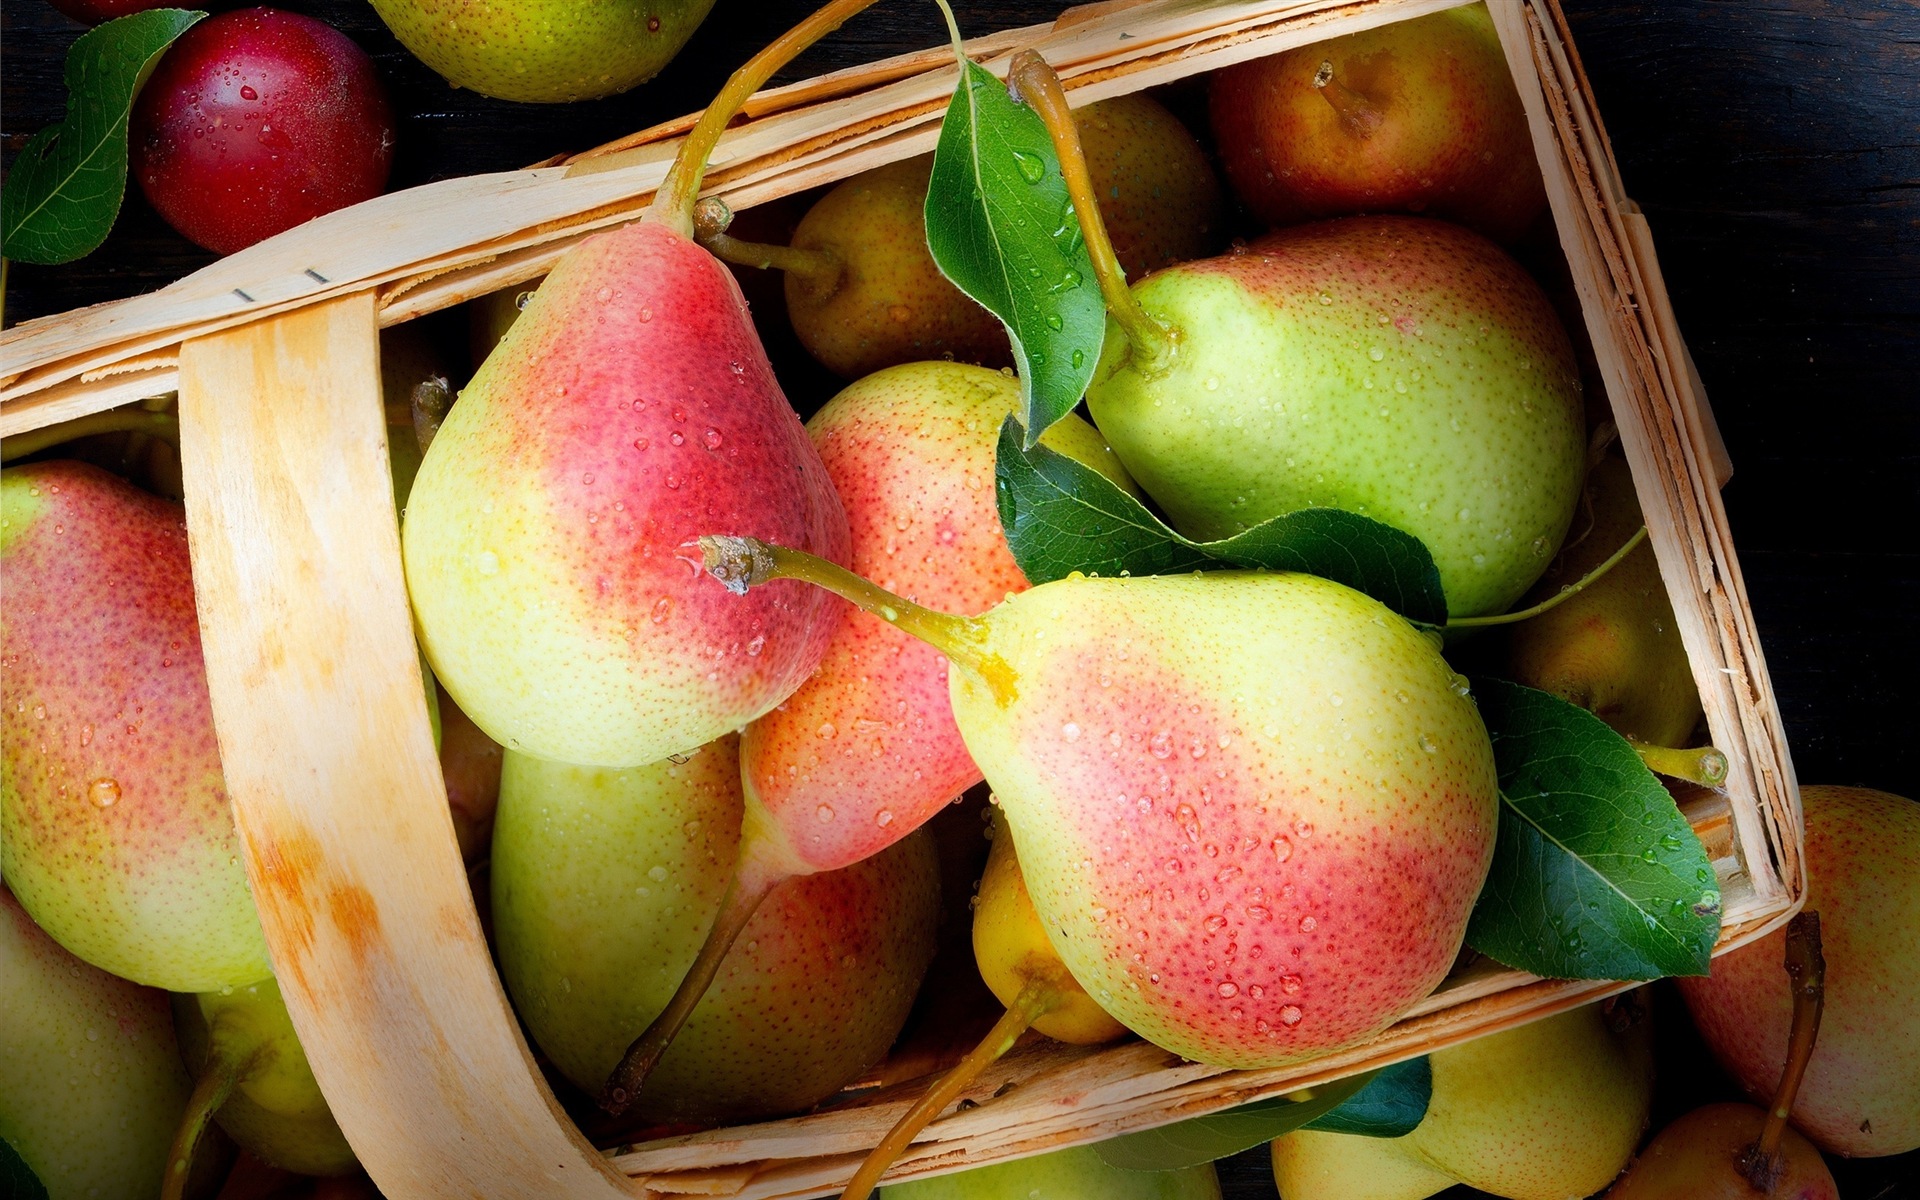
[{"left": 131, "top": 8, "right": 395, "bottom": 255}]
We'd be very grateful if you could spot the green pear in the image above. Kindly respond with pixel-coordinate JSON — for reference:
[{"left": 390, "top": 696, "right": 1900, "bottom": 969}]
[
  {"left": 1, "top": 885, "right": 190, "bottom": 1200},
  {"left": 701, "top": 542, "right": 1499, "bottom": 1070},
  {"left": 490, "top": 736, "right": 941, "bottom": 1124},
  {"left": 1506, "top": 450, "right": 1701, "bottom": 746},
  {"left": 713, "top": 94, "right": 1220, "bottom": 380},
  {"left": 1271, "top": 998, "right": 1654, "bottom": 1200},
  {"left": 1006, "top": 51, "right": 1583, "bottom": 621},
  {"left": 1209, "top": 4, "right": 1546, "bottom": 242},
  {"left": 876, "top": 1143, "right": 1220, "bottom": 1199},
  {"left": 1084, "top": 215, "right": 1584, "bottom": 619},
  {"left": 0, "top": 461, "right": 271, "bottom": 992},
  {"left": 368, "top": 0, "right": 716, "bottom": 103},
  {"left": 1678, "top": 786, "right": 1920, "bottom": 1156},
  {"left": 400, "top": 12, "right": 854, "bottom": 770},
  {"left": 171, "top": 978, "right": 356, "bottom": 1179}
]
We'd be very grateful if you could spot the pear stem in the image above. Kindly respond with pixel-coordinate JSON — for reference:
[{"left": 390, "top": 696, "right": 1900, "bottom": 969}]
[
  {"left": 839, "top": 983, "right": 1058, "bottom": 1200},
  {"left": 409, "top": 375, "right": 452, "bottom": 455},
  {"left": 162, "top": 1021, "right": 262, "bottom": 1200},
  {"left": 1, "top": 407, "right": 178, "bottom": 462},
  {"left": 1631, "top": 742, "right": 1730, "bottom": 787},
  {"left": 645, "top": 0, "right": 882, "bottom": 237},
  {"left": 599, "top": 848, "right": 787, "bottom": 1116},
  {"left": 691, "top": 195, "right": 845, "bottom": 295},
  {"left": 699, "top": 535, "right": 1016, "bottom": 704},
  {"left": 1445, "top": 526, "right": 1650, "bottom": 629},
  {"left": 1312, "top": 61, "right": 1386, "bottom": 138},
  {"left": 1006, "top": 50, "right": 1175, "bottom": 374},
  {"left": 1741, "top": 911, "right": 1825, "bottom": 1187}
]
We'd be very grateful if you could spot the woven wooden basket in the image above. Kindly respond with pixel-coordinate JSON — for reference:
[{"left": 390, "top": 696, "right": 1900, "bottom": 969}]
[{"left": 0, "top": 1, "right": 1802, "bottom": 1197}]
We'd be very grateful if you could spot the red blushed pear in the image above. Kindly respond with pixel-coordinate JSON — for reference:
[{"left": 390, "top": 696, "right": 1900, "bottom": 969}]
[
  {"left": 1677, "top": 787, "right": 1920, "bottom": 1157},
  {"left": 697, "top": 536, "right": 1499, "bottom": 1071},
  {"left": 0, "top": 462, "right": 270, "bottom": 992},
  {"left": 1208, "top": 4, "right": 1546, "bottom": 243},
  {"left": 596, "top": 362, "right": 1132, "bottom": 1114},
  {"left": 400, "top": 1, "right": 876, "bottom": 770}
]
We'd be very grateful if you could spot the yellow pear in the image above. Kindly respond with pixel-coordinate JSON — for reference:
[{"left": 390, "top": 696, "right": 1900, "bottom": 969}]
[{"left": 1272, "top": 998, "right": 1653, "bottom": 1200}]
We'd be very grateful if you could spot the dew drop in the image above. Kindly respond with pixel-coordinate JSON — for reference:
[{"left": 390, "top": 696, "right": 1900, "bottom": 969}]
[
  {"left": 1298, "top": 915, "right": 1318, "bottom": 933},
  {"left": 1061, "top": 722, "right": 1081, "bottom": 742},
  {"left": 88, "top": 778, "right": 120, "bottom": 808},
  {"left": 876, "top": 810, "right": 894, "bottom": 827},
  {"left": 1149, "top": 730, "right": 1174, "bottom": 759},
  {"left": 1217, "top": 981, "right": 1239, "bottom": 998},
  {"left": 1279, "top": 1005, "right": 1303, "bottom": 1026},
  {"left": 1204, "top": 914, "right": 1228, "bottom": 933},
  {"left": 474, "top": 551, "right": 500, "bottom": 576},
  {"left": 1271, "top": 837, "right": 1293, "bottom": 862},
  {"left": 240, "top": 85, "right": 258, "bottom": 100},
  {"left": 1011, "top": 150, "right": 1046, "bottom": 183},
  {"left": 646, "top": 865, "right": 669, "bottom": 882},
  {"left": 1044, "top": 313, "right": 1064, "bottom": 331},
  {"left": 1368, "top": 346, "right": 1386, "bottom": 362},
  {"left": 816, "top": 722, "right": 838, "bottom": 740},
  {"left": 815, "top": 804, "right": 836, "bottom": 822}
]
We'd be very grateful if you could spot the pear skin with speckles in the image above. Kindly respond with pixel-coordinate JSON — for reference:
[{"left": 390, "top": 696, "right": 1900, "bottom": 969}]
[
  {"left": 402, "top": 220, "right": 851, "bottom": 768},
  {"left": 490, "top": 736, "right": 941, "bottom": 1124},
  {"left": 1505, "top": 450, "right": 1701, "bottom": 746},
  {"left": 369, "top": 0, "right": 716, "bottom": 104},
  {"left": 1, "top": 885, "right": 191, "bottom": 1200},
  {"left": 1085, "top": 215, "right": 1584, "bottom": 619},
  {"left": 947, "top": 570, "right": 1497, "bottom": 1068},
  {"left": 1273, "top": 999, "right": 1654, "bottom": 1200},
  {"left": 741, "top": 362, "right": 1135, "bottom": 880},
  {"left": 0, "top": 461, "right": 270, "bottom": 992}
]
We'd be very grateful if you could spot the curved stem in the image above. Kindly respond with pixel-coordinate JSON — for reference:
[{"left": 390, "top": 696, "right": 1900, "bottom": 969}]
[
  {"left": 645, "top": 0, "right": 883, "bottom": 237},
  {"left": 1446, "top": 526, "right": 1649, "bottom": 630},
  {"left": 1, "top": 408, "right": 178, "bottom": 463},
  {"left": 702, "top": 232, "right": 845, "bottom": 296},
  {"left": 699, "top": 535, "right": 1016, "bottom": 705},
  {"left": 1741, "top": 911, "right": 1825, "bottom": 1186},
  {"left": 1632, "top": 742, "right": 1730, "bottom": 787},
  {"left": 599, "top": 848, "right": 788, "bottom": 1115},
  {"left": 1007, "top": 50, "right": 1174, "bottom": 374},
  {"left": 1312, "top": 61, "right": 1386, "bottom": 138},
  {"left": 839, "top": 984, "right": 1057, "bottom": 1200},
  {"left": 162, "top": 1023, "right": 259, "bottom": 1200},
  {"left": 409, "top": 375, "right": 452, "bottom": 455}
]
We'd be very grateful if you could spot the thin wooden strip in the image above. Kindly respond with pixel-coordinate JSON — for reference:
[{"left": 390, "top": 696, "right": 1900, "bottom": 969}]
[
  {"left": 0, "top": 366, "right": 180, "bottom": 438},
  {"left": 175, "top": 293, "right": 632, "bottom": 1200}
]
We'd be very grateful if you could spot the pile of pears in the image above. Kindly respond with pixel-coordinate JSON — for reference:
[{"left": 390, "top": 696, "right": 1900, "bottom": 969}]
[{"left": 4, "top": 4, "right": 1916, "bottom": 1200}]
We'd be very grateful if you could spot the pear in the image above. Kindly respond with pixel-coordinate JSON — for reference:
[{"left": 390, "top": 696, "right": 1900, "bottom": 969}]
[
  {"left": 1677, "top": 786, "right": 1920, "bottom": 1156},
  {"left": 1209, "top": 4, "right": 1546, "bottom": 242},
  {"left": 1271, "top": 997, "right": 1654, "bottom": 1200},
  {"left": 1611, "top": 913, "right": 1839, "bottom": 1199},
  {"left": 840, "top": 810, "right": 1126, "bottom": 1200},
  {"left": 368, "top": 0, "right": 716, "bottom": 104},
  {"left": 1607, "top": 1106, "right": 1837, "bottom": 1200},
  {"left": 875, "top": 1143, "right": 1220, "bottom": 1199},
  {"left": 706, "top": 94, "right": 1220, "bottom": 380},
  {"left": 597, "top": 363, "right": 1132, "bottom": 1112},
  {"left": 490, "top": 736, "right": 941, "bottom": 1124},
  {"left": 1010, "top": 52, "right": 1584, "bottom": 620},
  {"left": 170, "top": 978, "right": 356, "bottom": 1182},
  {"left": 436, "top": 688, "right": 503, "bottom": 863},
  {"left": 401, "top": 7, "right": 859, "bottom": 769},
  {"left": 0, "top": 461, "right": 270, "bottom": 992},
  {"left": 1, "top": 885, "right": 191, "bottom": 1200},
  {"left": 1506, "top": 449, "right": 1701, "bottom": 746},
  {"left": 701, "top": 540, "right": 1499, "bottom": 1070}
]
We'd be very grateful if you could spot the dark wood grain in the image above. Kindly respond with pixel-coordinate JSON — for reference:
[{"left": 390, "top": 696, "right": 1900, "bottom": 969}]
[{"left": 3, "top": 2, "right": 1916, "bottom": 1197}]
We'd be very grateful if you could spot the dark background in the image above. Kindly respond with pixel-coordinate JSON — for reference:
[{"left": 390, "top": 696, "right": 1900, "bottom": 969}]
[{"left": 4, "top": 1, "right": 1915, "bottom": 1197}]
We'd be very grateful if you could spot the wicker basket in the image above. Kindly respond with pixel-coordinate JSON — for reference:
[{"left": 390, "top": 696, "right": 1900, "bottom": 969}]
[{"left": 0, "top": 2, "right": 1801, "bottom": 1197}]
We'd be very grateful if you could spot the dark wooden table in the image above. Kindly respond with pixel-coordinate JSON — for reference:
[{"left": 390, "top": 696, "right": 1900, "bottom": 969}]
[{"left": 4, "top": 2, "right": 1915, "bottom": 1198}]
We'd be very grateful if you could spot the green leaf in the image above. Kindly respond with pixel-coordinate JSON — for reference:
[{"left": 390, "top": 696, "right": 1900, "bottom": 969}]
[
  {"left": 1, "top": 1138, "right": 50, "bottom": 1200},
  {"left": 925, "top": 57, "right": 1104, "bottom": 445},
  {"left": 1094, "top": 1070, "right": 1376, "bottom": 1171},
  {"left": 1466, "top": 678, "right": 1721, "bottom": 980},
  {"left": 1298, "top": 1055, "right": 1431, "bottom": 1138},
  {"left": 994, "top": 418, "right": 1448, "bottom": 624},
  {"left": 1, "top": 8, "right": 205, "bottom": 265}
]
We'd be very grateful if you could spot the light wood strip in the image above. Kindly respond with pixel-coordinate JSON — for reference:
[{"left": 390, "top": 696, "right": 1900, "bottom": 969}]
[{"left": 175, "top": 293, "right": 635, "bottom": 1200}]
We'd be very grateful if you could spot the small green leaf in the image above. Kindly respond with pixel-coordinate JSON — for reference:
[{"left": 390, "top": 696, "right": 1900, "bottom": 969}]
[
  {"left": 1466, "top": 678, "right": 1721, "bottom": 981},
  {"left": 1298, "top": 1055, "right": 1431, "bottom": 1138},
  {"left": 994, "top": 418, "right": 1448, "bottom": 624},
  {"left": 925, "top": 58, "right": 1104, "bottom": 444},
  {"left": 1, "top": 1138, "right": 51, "bottom": 1200},
  {"left": 1094, "top": 1070, "right": 1376, "bottom": 1171},
  {"left": 1, "top": 8, "right": 205, "bottom": 266}
]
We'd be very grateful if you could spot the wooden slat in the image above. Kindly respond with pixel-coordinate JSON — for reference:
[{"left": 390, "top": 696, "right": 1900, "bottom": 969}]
[{"left": 175, "top": 293, "right": 635, "bottom": 1200}]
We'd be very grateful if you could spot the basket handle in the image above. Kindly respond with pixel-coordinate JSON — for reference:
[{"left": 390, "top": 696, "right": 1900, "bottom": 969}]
[{"left": 176, "top": 292, "right": 633, "bottom": 1200}]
